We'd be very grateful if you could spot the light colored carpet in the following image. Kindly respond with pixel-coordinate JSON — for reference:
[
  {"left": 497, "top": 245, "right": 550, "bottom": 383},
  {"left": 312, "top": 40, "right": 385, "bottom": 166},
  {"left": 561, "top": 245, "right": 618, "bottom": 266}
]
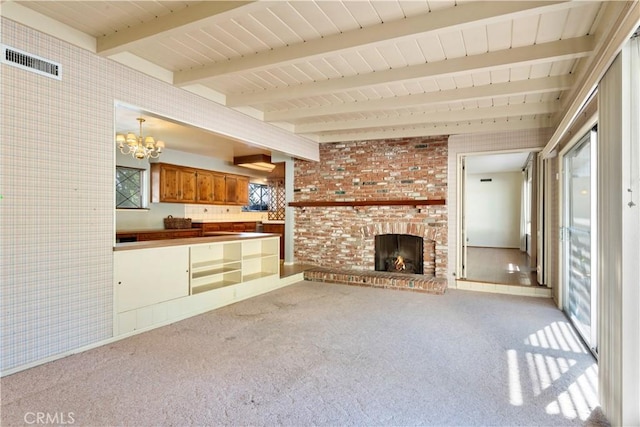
[{"left": 2, "top": 281, "right": 599, "bottom": 426}]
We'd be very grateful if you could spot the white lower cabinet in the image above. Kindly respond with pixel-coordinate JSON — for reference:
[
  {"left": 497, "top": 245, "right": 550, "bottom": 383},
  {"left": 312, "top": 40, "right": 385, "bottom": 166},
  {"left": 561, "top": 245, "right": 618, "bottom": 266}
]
[
  {"left": 115, "top": 246, "right": 189, "bottom": 312},
  {"left": 114, "top": 236, "right": 281, "bottom": 336},
  {"left": 114, "top": 245, "right": 189, "bottom": 335}
]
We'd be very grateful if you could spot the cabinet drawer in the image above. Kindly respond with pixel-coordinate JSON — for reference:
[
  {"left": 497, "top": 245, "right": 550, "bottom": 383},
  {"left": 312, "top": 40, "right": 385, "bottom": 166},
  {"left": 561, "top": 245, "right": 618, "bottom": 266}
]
[
  {"left": 137, "top": 232, "right": 172, "bottom": 241},
  {"left": 202, "top": 223, "right": 222, "bottom": 232},
  {"left": 262, "top": 224, "right": 284, "bottom": 234},
  {"left": 170, "top": 230, "right": 202, "bottom": 238}
]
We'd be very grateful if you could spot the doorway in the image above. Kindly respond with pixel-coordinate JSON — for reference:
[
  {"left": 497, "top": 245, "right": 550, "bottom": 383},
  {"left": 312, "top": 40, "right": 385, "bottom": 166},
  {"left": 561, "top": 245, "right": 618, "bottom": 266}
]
[
  {"left": 458, "top": 150, "right": 539, "bottom": 286},
  {"left": 562, "top": 128, "right": 597, "bottom": 353}
]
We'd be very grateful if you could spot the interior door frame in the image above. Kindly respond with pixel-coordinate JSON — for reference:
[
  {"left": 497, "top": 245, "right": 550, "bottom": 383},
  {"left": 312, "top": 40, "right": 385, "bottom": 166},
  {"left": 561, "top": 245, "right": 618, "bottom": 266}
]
[
  {"left": 455, "top": 147, "right": 542, "bottom": 282},
  {"left": 536, "top": 152, "right": 547, "bottom": 285},
  {"left": 456, "top": 155, "right": 467, "bottom": 278}
]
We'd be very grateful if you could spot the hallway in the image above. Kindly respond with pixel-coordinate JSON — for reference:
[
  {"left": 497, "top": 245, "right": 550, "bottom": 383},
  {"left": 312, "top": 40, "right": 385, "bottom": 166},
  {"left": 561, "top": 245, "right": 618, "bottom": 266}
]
[{"left": 465, "top": 247, "right": 539, "bottom": 286}]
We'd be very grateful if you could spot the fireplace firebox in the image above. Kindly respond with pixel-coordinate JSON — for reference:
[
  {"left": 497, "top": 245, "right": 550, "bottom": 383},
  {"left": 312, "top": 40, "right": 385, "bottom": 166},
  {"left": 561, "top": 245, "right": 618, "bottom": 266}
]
[{"left": 374, "top": 234, "right": 424, "bottom": 275}]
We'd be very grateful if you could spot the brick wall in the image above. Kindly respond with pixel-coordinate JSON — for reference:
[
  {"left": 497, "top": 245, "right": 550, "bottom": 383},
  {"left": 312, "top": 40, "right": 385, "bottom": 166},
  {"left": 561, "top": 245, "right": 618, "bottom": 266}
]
[{"left": 293, "top": 137, "right": 448, "bottom": 278}]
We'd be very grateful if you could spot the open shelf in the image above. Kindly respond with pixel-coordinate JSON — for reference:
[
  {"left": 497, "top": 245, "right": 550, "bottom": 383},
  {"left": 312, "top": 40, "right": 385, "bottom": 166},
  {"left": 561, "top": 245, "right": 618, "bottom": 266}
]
[
  {"left": 188, "top": 237, "right": 280, "bottom": 294},
  {"left": 243, "top": 252, "right": 274, "bottom": 260},
  {"left": 192, "top": 280, "right": 240, "bottom": 294},
  {"left": 192, "top": 265, "right": 241, "bottom": 279},
  {"left": 243, "top": 271, "right": 278, "bottom": 282},
  {"left": 192, "top": 258, "right": 237, "bottom": 270}
]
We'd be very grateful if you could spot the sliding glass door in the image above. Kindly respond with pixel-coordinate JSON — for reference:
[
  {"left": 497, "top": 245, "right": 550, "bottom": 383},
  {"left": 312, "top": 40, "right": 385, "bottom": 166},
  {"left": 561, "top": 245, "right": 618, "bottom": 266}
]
[{"left": 563, "top": 129, "right": 597, "bottom": 353}]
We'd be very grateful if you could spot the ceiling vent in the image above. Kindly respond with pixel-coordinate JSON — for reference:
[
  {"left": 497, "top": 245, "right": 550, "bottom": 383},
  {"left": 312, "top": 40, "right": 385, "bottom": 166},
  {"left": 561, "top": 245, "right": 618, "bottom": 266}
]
[{"left": 1, "top": 45, "right": 61, "bottom": 80}]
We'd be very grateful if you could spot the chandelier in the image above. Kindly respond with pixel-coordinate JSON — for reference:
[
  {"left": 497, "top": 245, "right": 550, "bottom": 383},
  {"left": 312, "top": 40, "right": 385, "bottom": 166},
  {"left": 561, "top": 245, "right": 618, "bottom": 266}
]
[{"left": 116, "top": 117, "right": 165, "bottom": 160}]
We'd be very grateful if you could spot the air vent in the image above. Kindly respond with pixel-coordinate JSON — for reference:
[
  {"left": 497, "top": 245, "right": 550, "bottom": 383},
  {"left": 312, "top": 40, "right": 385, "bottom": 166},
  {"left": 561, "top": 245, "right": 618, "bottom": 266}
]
[{"left": 1, "top": 45, "right": 61, "bottom": 80}]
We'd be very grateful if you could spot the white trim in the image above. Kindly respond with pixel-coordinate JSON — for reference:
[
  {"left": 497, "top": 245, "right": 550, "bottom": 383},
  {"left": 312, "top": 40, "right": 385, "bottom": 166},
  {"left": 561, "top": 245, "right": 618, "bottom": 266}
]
[
  {"left": 4, "top": 273, "right": 304, "bottom": 377},
  {"left": 556, "top": 112, "right": 598, "bottom": 310},
  {"left": 455, "top": 147, "right": 542, "bottom": 282},
  {"left": 456, "top": 280, "right": 552, "bottom": 298},
  {"left": 455, "top": 153, "right": 465, "bottom": 281},
  {"left": 1, "top": 334, "right": 123, "bottom": 378}
]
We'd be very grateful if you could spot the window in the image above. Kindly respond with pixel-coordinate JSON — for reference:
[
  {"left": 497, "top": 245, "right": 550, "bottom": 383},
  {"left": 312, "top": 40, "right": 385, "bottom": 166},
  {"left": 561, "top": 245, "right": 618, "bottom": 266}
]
[
  {"left": 116, "top": 166, "right": 145, "bottom": 209},
  {"left": 244, "top": 183, "right": 269, "bottom": 211}
]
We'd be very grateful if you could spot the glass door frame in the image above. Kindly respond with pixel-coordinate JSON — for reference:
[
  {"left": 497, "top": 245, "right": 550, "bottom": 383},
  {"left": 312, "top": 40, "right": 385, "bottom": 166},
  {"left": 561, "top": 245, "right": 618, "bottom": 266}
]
[{"left": 561, "top": 128, "right": 598, "bottom": 355}]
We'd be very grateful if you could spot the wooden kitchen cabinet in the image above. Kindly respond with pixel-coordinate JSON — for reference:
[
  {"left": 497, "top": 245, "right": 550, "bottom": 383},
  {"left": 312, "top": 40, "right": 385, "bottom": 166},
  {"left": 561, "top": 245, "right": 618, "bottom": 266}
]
[
  {"left": 225, "top": 175, "right": 249, "bottom": 205},
  {"left": 181, "top": 168, "right": 197, "bottom": 202},
  {"left": 192, "top": 222, "right": 257, "bottom": 233},
  {"left": 196, "top": 170, "right": 214, "bottom": 204},
  {"left": 212, "top": 173, "right": 226, "bottom": 204},
  {"left": 236, "top": 176, "right": 249, "bottom": 205},
  {"left": 151, "top": 163, "right": 178, "bottom": 202},
  {"left": 116, "top": 229, "right": 203, "bottom": 242},
  {"left": 151, "top": 163, "right": 250, "bottom": 205},
  {"left": 136, "top": 229, "right": 202, "bottom": 241},
  {"left": 225, "top": 175, "right": 237, "bottom": 204},
  {"left": 151, "top": 163, "right": 196, "bottom": 203}
]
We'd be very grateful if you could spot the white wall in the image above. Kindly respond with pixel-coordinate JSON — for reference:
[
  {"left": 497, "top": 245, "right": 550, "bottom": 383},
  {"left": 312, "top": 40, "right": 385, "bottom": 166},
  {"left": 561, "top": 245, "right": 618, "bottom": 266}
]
[{"left": 465, "top": 172, "right": 522, "bottom": 248}]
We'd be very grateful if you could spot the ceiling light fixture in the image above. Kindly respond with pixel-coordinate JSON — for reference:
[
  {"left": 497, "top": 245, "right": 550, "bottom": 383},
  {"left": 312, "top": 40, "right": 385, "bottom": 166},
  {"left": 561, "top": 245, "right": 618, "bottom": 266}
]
[
  {"left": 116, "top": 117, "right": 165, "bottom": 160},
  {"left": 233, "top": 154, "right": 276, "bottom": 172}
]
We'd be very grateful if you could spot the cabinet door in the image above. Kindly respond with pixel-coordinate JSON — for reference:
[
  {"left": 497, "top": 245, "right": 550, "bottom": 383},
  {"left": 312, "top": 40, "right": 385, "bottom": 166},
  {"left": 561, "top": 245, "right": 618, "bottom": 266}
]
[
  {"left": 212, "top": 173, "right": 226, "bottom": 204},
  {"left": 180, "top": 168, "right": 197, "bottom": 203},
  {"left": 196, "top": 171, "right": 214, "bottom": 204},
  {"left": 225, "top": 175, "right": 249, "bottom": 205},
  {"left": 235, "top": 176, "right": 249, "bottom": 205},
  {"left": 115, "top": 246, "right": 189, "bottom": 313},
  {"left": 225, "top": 176, "right": 237, "bottom": 203},
  {"left": 151, "top": 164, "right": 197, "bottom": 203},
  {"left": 159, "top": 164, "right": 181, "bottom": 202}
]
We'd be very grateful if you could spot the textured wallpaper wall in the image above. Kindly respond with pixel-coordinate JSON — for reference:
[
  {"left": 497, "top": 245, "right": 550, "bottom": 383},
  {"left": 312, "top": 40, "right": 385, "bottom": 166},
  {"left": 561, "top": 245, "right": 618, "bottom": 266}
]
[{"left": 0, "top": 18, "right": 315, "bottom": 373}]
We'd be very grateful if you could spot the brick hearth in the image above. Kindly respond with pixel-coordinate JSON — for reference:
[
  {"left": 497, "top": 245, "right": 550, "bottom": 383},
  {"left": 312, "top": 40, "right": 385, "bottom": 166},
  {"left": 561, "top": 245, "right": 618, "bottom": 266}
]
[{"left": 304, "top": 267, "right": 447, "bottom": 295}]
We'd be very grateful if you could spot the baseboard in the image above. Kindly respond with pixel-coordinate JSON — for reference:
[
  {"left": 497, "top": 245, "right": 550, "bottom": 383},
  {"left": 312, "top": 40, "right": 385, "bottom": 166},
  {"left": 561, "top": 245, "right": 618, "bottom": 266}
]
[
  {"left": 1, "top": 275, "right": 305, "bottom": 378},
  {"left": 456, "top": 280, "right": 552, "bottom": 298}
]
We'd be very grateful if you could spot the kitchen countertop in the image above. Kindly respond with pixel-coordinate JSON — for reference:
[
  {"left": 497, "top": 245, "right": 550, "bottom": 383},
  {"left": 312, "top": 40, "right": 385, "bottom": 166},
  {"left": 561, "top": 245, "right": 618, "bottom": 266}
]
[
  {"left": 114, "top": 232, "right": 279, "bottom": 251},
  {"left": 262, "top": 220, "right": 285, "bottom": 224}
]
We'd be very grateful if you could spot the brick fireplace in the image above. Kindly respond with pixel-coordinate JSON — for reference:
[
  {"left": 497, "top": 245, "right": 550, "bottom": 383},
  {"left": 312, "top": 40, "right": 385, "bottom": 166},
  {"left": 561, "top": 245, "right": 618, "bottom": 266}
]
[{"left": 293, "top": 137, "right": 448, "bottom": 294}]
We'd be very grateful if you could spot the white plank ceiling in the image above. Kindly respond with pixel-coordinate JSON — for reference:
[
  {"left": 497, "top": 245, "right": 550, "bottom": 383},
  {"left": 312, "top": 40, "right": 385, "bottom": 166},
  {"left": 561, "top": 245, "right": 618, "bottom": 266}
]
[{"left": 7, "top": 0, "right": 640, "bottom": 146}]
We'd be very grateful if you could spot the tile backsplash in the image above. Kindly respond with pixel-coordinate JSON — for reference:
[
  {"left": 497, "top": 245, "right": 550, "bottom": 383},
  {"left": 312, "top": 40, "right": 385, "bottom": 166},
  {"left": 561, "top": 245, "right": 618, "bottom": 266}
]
[{"left": 184, "top": 205, "right": 268, "bottom": 222}]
